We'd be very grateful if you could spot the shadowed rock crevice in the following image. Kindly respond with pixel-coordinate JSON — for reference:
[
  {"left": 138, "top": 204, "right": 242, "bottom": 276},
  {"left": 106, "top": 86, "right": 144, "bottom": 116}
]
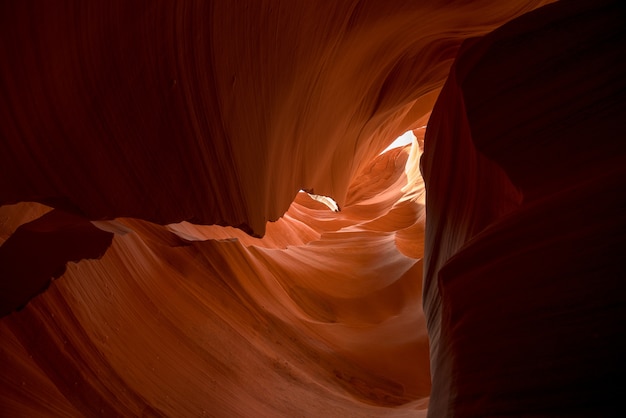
[
  {"left": 0, "top": 210, "right": 113, "bottom": 317},
  {"left": 422, "top": 0, "right": 626, "bottom": 416}
]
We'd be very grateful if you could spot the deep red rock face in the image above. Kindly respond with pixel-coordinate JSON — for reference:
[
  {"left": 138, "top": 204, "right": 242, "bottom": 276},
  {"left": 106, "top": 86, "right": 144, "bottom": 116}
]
[
  {"left": 422, "top": 0, "right": 626, "bottom": 416},
  {"left": 2, "top": 0, "right": 624, "bottom": 417}
]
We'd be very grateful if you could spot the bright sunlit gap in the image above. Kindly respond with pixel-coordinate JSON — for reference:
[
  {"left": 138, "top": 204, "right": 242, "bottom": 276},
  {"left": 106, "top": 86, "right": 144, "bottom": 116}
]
[
  {"left": 299, "top": 190, "right": 340, "bottom": 212},
  {"left": 381, "top": 130, "right": 416, "bottom": 154},
  {"left": 297, "top": 130, "right": 419, "bottom": 212}
]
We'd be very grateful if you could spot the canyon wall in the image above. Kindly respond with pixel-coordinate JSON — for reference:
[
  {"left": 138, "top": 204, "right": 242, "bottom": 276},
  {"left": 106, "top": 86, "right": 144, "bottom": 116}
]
[
  {"left": 422, "top": 0, "right": 626, "bottom": 416},
  {"left": 3, "top": 0, "right": 624, "bottom": 417}
]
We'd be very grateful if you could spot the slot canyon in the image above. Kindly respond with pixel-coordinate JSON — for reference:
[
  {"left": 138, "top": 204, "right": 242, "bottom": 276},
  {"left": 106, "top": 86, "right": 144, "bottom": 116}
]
[{"left": 1, "top": 0, "right": 625, "bottom": 416}]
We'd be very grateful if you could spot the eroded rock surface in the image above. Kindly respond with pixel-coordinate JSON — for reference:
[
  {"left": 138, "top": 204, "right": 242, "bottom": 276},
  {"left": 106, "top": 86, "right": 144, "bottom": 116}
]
[
  {"left": 422, "top": 0, "right": 626, "bottom": 416},
  {"left": 4, "top": 1, "right": 623, "bottom": 417}
]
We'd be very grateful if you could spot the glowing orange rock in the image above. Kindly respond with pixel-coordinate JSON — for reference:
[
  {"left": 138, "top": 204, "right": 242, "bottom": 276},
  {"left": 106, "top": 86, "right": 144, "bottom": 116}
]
[{"left": 1, "top": 0, "right": 572, "bottom": 416}]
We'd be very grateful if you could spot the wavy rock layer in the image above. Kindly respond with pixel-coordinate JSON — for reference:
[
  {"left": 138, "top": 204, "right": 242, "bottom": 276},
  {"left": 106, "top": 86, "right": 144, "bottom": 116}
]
[
  {"left": 0, "top": 0, "right": 548, "bottom": 236},
  {"left": 5, "top": 0, "right": 623, "bottom": 417},
  {"left": 1, "top": 147, "right": 430, "bottom": 417}
]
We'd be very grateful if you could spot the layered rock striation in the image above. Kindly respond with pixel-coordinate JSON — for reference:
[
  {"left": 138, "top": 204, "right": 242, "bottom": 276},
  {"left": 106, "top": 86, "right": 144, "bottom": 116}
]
[{"left": 3, "top": 0, "right": 624, "bottom": 417}]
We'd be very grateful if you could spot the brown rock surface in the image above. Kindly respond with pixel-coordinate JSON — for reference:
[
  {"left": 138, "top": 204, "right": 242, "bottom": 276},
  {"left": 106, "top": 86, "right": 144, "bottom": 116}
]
[
  {"left": 422, "top": 0, "right": 626, "bottom": 416},
  {"left": 5, "top": 0, "right": 624, "bottom": 417}
]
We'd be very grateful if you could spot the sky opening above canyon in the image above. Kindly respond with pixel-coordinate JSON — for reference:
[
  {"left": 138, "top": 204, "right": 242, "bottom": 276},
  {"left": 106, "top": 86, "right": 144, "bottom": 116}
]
[{"left": 381, "top": 130, "right": 417, "bottom": 154}]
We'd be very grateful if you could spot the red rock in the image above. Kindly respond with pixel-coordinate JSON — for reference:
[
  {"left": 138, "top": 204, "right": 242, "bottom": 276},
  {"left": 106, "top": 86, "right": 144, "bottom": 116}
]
[
  {"left": 6, "top": 0, "right": 622, "bottom": 417},
  {"left": 422, "top": 0, "right": 626, "bottom": 416},
  {"left": 0, "top": 208, "right": 113, "bottom": 317}
]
